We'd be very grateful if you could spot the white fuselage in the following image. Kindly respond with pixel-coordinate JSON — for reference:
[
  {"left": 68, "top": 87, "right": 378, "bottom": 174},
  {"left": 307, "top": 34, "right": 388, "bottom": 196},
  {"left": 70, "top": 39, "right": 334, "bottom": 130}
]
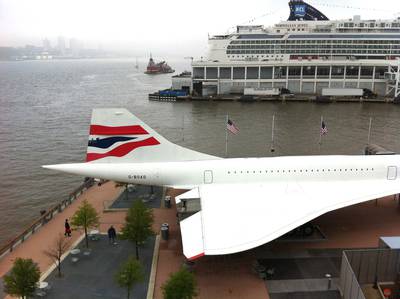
[{"left": 58, "top": 155, "right": 400, "bottom": 189}]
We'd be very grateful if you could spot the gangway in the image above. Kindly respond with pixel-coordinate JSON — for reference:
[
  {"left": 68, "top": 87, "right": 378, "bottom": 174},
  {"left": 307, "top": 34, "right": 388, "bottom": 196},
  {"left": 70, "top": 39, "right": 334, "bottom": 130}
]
[{"left": 385, "top": 59, "right": 400, "bottom": 99}]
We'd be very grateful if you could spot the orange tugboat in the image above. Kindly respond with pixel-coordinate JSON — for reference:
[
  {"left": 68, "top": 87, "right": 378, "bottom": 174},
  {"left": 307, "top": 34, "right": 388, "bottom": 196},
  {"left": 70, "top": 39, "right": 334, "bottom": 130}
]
[{"left": 145, "top": 55, "right": 175, "bottom": 74}]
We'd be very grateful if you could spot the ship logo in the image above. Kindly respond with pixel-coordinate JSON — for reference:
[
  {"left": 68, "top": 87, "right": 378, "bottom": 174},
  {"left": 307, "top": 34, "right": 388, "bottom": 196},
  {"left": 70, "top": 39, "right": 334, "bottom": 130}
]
[
  {"left": 86, "top": 125, "right": 160, "bottom": 162},
  {"left": 295, "top": 5, "right": 306, "bottom": 17}
]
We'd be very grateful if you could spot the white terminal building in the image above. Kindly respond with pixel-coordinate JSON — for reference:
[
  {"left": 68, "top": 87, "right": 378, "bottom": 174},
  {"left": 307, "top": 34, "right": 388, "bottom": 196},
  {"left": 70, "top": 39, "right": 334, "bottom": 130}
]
[{"left": 179, "top": 0, "right": 400, "bottom": 98}]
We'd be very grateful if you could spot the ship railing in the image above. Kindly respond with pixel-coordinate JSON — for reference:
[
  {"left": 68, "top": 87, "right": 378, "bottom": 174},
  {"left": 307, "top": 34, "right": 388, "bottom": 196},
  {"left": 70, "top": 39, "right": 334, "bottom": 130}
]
[{"left": 0, "top": 178, "right": 96, "bottom": 260}]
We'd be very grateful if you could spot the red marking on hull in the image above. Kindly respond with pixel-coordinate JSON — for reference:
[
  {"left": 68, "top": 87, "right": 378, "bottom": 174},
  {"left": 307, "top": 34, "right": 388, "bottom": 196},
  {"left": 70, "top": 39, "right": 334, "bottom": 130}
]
[
  {"left": 86, "top": 137, "right": 160, "bottom": 162},
  {"left": 90, "top": 125, "right": 148, "bottom": 135},
  {"left": 188, "top": 252, "right": 205, "bottom": 261}
]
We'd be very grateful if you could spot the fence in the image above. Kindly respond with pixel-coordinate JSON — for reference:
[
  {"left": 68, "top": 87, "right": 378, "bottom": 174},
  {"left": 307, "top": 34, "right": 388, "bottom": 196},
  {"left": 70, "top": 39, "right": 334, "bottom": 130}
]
[
  {"left": 340, "top": 248, "right": 400, "bottom": 299},
  {"left": 0, "top": 178, "right": 95, "bottom": 260}
]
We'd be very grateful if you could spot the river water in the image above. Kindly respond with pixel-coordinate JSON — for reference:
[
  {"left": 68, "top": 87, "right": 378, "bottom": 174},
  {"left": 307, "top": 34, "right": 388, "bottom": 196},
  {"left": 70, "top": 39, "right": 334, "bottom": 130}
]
[{"left": 1, "top": 58, "right": 400, "bottom": 245}]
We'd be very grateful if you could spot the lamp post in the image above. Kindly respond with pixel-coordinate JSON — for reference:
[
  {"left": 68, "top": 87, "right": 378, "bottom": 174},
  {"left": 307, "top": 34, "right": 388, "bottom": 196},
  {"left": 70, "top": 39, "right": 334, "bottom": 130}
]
[{"left": 325, "top": 273, "right": 332, "bottom": 290}]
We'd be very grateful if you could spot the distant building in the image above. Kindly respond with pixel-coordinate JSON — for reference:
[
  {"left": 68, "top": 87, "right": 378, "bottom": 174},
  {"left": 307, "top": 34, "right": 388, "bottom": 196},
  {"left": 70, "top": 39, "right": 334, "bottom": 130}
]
[
  {"left": 42, "top": 38, "right": 51, "bottom": 51},
  {"left": 69, "top": 38, "right": 82, "bottom": 57},
  {"left": 57, "top": 36, "right": 66, "bottom": 55}
]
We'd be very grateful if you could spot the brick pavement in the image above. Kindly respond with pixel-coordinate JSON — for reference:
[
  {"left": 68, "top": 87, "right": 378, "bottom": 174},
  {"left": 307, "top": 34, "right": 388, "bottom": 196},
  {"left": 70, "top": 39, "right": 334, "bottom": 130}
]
[{"left": 153, "top": 189, "right": 270, "bottom": 299}]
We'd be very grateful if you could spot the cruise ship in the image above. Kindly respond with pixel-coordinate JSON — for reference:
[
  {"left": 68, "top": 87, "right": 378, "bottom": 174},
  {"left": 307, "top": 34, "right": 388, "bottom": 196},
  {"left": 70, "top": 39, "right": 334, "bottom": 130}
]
[{"left": 176, "top": 0, "right": 400, "bottom": 99}]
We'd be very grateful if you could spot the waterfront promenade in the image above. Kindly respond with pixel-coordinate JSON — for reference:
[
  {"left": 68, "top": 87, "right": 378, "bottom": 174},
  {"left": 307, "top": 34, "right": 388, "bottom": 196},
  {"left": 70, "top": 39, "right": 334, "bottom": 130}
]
[
  {"left": 0, "top": 182, "right": 123, "bottom": 298},
  {"left": 0, "top": 182, "right": 271, "bottom": 299},
  {"left": 2, "top": 178, "right": 400, "bottom": 298}
]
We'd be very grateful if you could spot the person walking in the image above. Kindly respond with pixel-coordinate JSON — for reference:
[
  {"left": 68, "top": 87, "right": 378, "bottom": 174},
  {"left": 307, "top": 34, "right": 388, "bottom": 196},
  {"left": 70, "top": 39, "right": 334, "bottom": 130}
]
[
  {"left": 108, "top": 225, "right": 117, "bottom": 244},
  {"left": 65, "top": 219, "right": 71, "bottom": 237}
]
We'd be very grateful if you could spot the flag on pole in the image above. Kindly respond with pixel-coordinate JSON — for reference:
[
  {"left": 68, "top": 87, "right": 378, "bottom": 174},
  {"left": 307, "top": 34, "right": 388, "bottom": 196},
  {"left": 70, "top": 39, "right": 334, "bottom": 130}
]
[
  {"left": 320, "top": 121, "right": 328, "bottom": 136},
  {"left": 227, "top": 118, "right": 239, "bottom": 135}
]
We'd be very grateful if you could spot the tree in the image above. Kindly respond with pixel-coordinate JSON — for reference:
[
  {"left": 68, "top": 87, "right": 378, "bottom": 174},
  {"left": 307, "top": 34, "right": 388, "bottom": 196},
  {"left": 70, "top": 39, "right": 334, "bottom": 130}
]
[
  {"left": 71, "top": 199, "right": 99, "bottom": 248},
  {"left": 43, "top": 233, "right": 71, "bottom": 277},
  {"left": 162, "top": 268, "right": 198, "bottom": 299},
  {"left": 3, "top": 258, "right": 41, "bottom": 299},
  {"left": 120, "top": 200, "right": 154, "bottom": 260},
  {"left": 115, "top": 256, "right": 144, "bottom": 299}
]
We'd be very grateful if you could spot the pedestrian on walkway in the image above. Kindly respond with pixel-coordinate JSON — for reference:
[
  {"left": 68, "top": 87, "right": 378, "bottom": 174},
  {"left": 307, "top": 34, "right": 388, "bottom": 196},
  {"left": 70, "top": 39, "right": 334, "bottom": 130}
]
[
  {"left": 65, "top": 219, "right": 71, "bottom": 237},
  {"left": 108, "top": 225, "right": 117, "bottom": 244}
]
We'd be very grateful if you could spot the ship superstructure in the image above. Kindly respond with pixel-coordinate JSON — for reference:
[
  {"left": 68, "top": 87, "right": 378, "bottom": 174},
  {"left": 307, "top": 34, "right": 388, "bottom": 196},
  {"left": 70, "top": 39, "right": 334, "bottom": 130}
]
[
  {"left": 145, "top": 55, "right": 175, "bottom": 74},
  {"left": 188, "top": 0, "right": 400, "bottom": 98}
]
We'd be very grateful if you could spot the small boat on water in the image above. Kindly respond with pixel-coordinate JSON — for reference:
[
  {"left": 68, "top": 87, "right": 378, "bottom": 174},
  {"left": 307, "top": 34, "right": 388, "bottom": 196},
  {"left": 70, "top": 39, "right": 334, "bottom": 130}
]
[
  {"left": 145, "top": 55, "right": 174, "bottom": 74},
  {"left": 135, "top": 57, "right": 139, "bottom": 70}
]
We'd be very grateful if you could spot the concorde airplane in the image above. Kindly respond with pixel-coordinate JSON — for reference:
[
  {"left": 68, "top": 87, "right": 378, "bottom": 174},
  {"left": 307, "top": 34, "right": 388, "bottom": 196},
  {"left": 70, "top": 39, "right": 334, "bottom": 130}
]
[{"left": 44, "top": 108, "right": 400, "bottom": 260}]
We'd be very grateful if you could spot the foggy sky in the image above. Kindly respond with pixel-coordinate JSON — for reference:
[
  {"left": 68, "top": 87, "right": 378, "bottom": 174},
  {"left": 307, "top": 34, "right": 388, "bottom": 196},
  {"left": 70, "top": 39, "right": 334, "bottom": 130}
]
[{"left": 0, "top": 0, "right": 399, "bottom": 57}]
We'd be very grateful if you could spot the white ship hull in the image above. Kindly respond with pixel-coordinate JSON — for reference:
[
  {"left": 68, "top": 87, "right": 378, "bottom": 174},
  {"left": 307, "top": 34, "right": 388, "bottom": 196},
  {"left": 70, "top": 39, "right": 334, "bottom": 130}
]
[{"left": 181, "top": 1, "right": 400, "bottom": 98}]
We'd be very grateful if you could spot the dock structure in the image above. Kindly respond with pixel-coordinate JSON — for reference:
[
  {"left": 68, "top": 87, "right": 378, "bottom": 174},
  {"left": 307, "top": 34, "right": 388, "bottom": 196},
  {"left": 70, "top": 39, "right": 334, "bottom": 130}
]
[{"left": 149, "top": 91, "right": 395, "bottom": 103}]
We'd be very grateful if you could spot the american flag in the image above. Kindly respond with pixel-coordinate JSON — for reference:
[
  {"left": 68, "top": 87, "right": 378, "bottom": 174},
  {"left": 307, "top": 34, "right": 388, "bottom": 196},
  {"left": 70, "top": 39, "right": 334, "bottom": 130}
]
[
  {"left": 320, "top": 121, "right": 328, "bottom": 136},
  {"left": 227, "top": 119, "right": 239, "bottom": 135}
]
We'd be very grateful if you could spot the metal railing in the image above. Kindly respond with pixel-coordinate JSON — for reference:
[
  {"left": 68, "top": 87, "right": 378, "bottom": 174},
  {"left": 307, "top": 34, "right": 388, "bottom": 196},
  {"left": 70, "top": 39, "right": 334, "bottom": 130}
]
[{"left": 0, "top": 178, "right": 95, "bottom": 260}]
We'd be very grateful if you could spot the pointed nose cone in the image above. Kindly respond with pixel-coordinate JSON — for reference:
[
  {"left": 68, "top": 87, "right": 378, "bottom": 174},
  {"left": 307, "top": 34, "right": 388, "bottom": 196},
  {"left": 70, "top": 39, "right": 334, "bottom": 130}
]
[
  {"left": 42, "top": 163, "right": 98, "bottom": 177},
  {"left": 43, "top": 162, "right": 129, "bottom": 183}
]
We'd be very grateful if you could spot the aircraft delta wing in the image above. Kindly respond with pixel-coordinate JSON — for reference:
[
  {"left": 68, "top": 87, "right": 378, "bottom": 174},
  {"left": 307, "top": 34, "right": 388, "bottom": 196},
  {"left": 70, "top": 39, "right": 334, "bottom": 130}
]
[
  {"left": 44, "top": 108, "right": 400, "bottom": 260},
  {"left": 178, "top": 180, "right": 400, "bottom": 259}
]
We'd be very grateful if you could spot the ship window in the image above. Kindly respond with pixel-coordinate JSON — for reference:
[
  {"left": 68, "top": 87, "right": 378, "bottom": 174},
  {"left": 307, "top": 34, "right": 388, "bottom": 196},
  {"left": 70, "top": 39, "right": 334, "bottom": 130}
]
[
  {"left": 260, "top": 67, "right": 273, "bottom": 79},
  {"left": 303, "top": 66, "right": 316, "bottom": 77},
  {"left": 288, "top": 66, "right": 301, "bottom": 78},
  {"left": 233, "top": 67, "right": 245, "bottom": 80},
  {"left": 247, "top": 67, "right": 259, "bottom": 79},
  {"left": 193, "top": 67, "right": 205, "bottom": 79},
  {"left": 361, "top": 66, "right": 374, "bottom": 78},
  {"left": 206, "top": 67, "right": 218, "bottom": 79},
  {"left": 332, "top": 66, "right": 345, "bottom": 78},
  {"left": 274, "top": 66, "right": 287, "bottom": 79},
  {"left": 220, "top": 67, "right": 232, "bottom": 79},
  {"left": 317, "top": 66, "right": 330, "bottom": 78}
]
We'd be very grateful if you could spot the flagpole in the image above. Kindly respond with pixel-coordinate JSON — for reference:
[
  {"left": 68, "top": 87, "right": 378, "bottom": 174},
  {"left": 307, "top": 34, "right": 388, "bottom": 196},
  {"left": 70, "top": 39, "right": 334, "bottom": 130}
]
[
  {"left": 270, "top": 114, "right": 275, "bottom": 153},
  {"left": 225, "top": 114, "right": 228, "bottom": 158},
  {"left": 182, "top": 114, "right": 185, "bottom": 142},
  {"left": 367, "top": 117, "right": 372, "bottom": 145},
  {"left": 318, "top": 115, "right": 323, "bottom": 152}
]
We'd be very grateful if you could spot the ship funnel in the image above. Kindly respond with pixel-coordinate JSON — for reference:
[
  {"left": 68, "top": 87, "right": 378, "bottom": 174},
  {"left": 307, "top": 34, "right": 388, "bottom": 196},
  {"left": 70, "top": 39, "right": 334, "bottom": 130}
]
[{"left": 288, "top": 0, "right": 329, "bottom": 21}]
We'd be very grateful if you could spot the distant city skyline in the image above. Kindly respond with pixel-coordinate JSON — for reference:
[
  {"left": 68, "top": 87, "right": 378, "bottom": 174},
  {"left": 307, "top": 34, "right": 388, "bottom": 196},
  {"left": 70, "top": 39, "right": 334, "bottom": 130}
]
[{"left": 1, "top": 0, "right": 399, "bottom": 57}]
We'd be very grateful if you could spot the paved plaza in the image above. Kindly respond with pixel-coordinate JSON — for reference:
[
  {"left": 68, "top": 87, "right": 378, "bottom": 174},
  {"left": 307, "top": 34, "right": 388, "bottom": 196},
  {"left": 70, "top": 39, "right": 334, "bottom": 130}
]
[
  {"left": 44, "top": 235, "right": 155, "bottom": 299},
  {"left": 110, "top": 185, "right": 163, "bottom": 209}
]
